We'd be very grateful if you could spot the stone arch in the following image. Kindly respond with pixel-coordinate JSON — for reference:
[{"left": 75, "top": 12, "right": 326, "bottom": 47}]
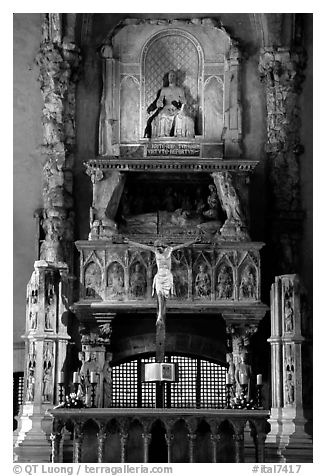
[{"left": 112, "top": 332, "right": 226, "bottom": 364}]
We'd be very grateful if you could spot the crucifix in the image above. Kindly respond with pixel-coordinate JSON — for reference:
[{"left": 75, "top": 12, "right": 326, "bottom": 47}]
[{"left": 124, "top": 237, "right": 198, "bottom": 405}]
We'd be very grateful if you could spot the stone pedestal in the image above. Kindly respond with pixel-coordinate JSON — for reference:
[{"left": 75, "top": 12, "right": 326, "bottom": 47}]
[
  {"left": 266, "top": 274, "right": 312, "bottom": 462},
  {"left": 13, "top": 261, "right": 72, "bottom": 462}
]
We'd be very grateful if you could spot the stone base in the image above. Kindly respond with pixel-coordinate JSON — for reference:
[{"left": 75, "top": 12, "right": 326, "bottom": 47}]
[
  {"left": 13, "top": 406, "right": 52, "bottom": 463},
  {"left": 219, "top": 220, "right": 250, "bottom": 241},
  {"left": 265, "top": 408, "right": 313, "bottom": 463}
]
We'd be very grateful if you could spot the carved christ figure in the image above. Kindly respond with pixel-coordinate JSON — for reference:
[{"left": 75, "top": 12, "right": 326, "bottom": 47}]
[{"left": 124, "top": 238, "right": 198, "bottom": 323}]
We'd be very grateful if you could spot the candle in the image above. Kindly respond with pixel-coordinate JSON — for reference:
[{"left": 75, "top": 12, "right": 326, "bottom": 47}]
[
  {"left": 226, "top": 374, "right": 232, "bottom": 384},
  {"left": 240, "top": 373, "right": 247, "bottom": 385},
  {"left": 73, "top": 372, "right": 79, "bottom": 383},
  {"left": 58, "top": 372, "right": 64, "bottom": 384},
  {"left": 90, "top": 371, "right": 97, "bottom": 383},
  {"left": 257, "top": 374, "right": 263, "bottom": 385}
]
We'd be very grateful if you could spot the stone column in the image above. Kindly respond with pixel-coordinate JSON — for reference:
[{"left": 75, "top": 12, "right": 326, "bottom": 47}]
[
  {"left": 188, "top": 433, "right": 197, "bottom": 463},
  {"left": 142, "top": 433, "right": 152, "bottom": 463},
  {"left": 97, "top": 424, "right": 107, "bottom": 463},
  {"left": 223, "top": 42, "right": 242, "bottom": 157},
  {"left": 210, "top": 433, "right": 220, "bottom": 463},
  {"left": 50, "top": 430, "right": 63, "bottom": 463},
  {"left": 259, "top": 48, "right": 306, "bottom": 275},
  {"left": 233, "top": 422, "right": 245, "bottom": 463},
  {"left": 256, "top": 431, "right": 267, "bottom": 463},
  {"left": 14, "top": 14, "right": 81, "bottom": 463},
  {"left": 165, "top": 433, "right": 174, "bottom": 463},
  {"left": 73, "top": 422, "right": 84, "bottom": 463},
  {"left": 36, "top": 14, "right": 81, "bottom": 271},
  {"left": 266, "top": 274, "right": 312, "bottom": 462},
  {"left": 98, "top": 45, "right": 119, "bottom": 157}
]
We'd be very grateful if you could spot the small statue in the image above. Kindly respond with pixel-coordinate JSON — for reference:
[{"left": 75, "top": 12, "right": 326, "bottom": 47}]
[
  {"left": 285, "top": 364, "right": 295, "bottom": 404},
  {"left": 26, "top": 368, "right": 35, "bottom": 401},
  {"left": 235, "top": 352, "right": 252, "bottom": 399},
  {"left": 42, "top": 365, "right": 53, "bottom": 401},
  {"left": 239, "top": 267, "right": 256, "bottom": 299},
  {"left": 130, "top": 263, "right": 146, "bottom": 298},
  {"left": 216, "top": 265, "right": 233, "bottom": 299},
  {"left": 145, "top": 70, "right": 195, "bottom": 138},
  {"left": 195, "top": 264, "right": 211, "bottom": 298},
  {"left": 284, "top": 300, "right": 294, "bottom": 333},
  {"left": 108, "top": 263, "right": 124, "bottom": 298},
  {"left": 30, "top": 310, "right": 37, "bottom": 330},
  {"left": 45, "top": 294, "right": 55, "bottom": 330},
  {"left": 226, "top": 352, "right": 236, "bottom": 384},
  {"left": 80, "top": 352, "right": 100, "bottom": 407},
  {"left": 85, "top": 263, "right": 101, "bottom": 298},
  {"left": 203, "top": 184, "right": 219, "bottom": 220}
]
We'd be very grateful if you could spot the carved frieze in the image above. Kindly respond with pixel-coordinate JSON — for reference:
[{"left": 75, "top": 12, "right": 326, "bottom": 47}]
[{"left": 76, "top": 242, "right": 263, "bottom": 304}]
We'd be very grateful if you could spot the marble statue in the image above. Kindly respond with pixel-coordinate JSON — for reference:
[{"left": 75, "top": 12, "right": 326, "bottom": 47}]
[
  {"left": 226, "top": 352, "right": 236, "bottom": 383},
  {"left": 107, "top": 263, "right": 124, "bottom": 298},
  {"left": 42, "top": 365, "right": 53, "bottom": 401},
  {"left": 203, "top": 184, "right": 219, "bottom": 220},
  {"left": 239, "top": 267, "right": 256, "bottom": 299},
  {"left": 216, "top": 265, "right": 233, "bottom": 299},
  {"left": 146, "top": 70, "right": 195, "bottom": 138},
  {"left": 80, "top": 352, "right": 101, "bottom": 407},
  {"left": 26, "top": 368, "right": 35, "bottom": 401},
  {"left": 195, "top": 264, "right": 211, "bottom": 298},
  {"left": 235, "top": 352, "right": 252, "bottom": 399}
]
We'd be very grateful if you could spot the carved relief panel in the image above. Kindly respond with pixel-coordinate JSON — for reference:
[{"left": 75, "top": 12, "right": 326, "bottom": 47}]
[{"left": 77, "top": 243, "right": 262, "bottom": 304}]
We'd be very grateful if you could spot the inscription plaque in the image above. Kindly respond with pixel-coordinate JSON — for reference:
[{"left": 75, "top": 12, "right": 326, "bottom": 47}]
[{"left": 146, "top": 143, "right": 201, "bottom": 157}]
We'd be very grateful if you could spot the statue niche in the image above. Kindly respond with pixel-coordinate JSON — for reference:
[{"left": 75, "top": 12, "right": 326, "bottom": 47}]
[
  {"left": 145, "top": 70, "right": 195, "bottom": 139},
  {"left": 107, "top": 262, "right": 124, "bottom": 299}
]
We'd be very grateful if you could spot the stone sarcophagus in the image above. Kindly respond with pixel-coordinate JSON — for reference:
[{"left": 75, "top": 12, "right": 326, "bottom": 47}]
[{"left": 75, "top": 241, "right": 264, "bottom": 308}]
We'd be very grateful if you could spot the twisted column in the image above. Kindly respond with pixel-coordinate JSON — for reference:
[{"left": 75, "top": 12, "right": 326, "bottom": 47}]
[
  {"left": 120, "top": 431, "right": 128, "bottom": 463},
  {"left": 73, "top": 422, "right": 84, "bottom": 463},
  {"left": 50, "top": 431, "right": 62, "bottom": 463},
  {"left": 97, "top": 424, "right": 107, "bottom": 463},
  {"left": 259, "top": 47, "right": 306, "bottom": 274},
  {"left": 36, "top": 14, "right": 81, "bottom": 268}
]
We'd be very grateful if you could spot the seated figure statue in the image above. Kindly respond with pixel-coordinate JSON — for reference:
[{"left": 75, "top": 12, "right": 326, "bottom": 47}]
[{"left": 146, "top": 70, "right": 195, "bottom": 138}]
